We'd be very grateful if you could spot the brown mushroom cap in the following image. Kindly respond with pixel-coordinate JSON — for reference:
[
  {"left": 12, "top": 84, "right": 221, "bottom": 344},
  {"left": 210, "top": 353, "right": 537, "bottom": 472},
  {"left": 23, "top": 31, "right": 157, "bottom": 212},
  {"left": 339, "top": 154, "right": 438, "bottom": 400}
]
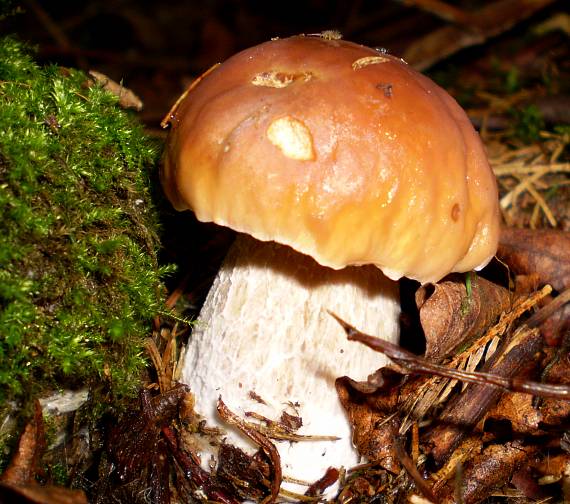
[{"left": 162, "top": 36, "right": 500, "bottom": 283}]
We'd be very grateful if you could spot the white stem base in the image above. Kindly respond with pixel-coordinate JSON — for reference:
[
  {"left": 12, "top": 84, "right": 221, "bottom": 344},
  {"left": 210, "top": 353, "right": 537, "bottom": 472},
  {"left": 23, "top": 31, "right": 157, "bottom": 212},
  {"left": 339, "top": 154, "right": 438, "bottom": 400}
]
[{"left": 179, "top": 235, "right": 400, "bottom": 496}]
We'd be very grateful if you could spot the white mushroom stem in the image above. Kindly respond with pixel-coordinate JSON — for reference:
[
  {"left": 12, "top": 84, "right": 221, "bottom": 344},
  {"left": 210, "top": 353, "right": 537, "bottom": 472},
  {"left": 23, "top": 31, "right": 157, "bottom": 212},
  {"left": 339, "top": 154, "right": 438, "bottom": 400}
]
[{"left": 179, "top": 234, "right": 400, "bottom": 494}]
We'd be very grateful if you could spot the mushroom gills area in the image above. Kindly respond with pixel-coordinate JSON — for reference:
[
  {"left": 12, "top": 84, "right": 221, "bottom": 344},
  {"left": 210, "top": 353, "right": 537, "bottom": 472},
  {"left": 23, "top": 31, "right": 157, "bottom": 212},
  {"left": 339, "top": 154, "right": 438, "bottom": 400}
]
[{"left": 180, "top": 234, "right": 400, "bottom": 493}]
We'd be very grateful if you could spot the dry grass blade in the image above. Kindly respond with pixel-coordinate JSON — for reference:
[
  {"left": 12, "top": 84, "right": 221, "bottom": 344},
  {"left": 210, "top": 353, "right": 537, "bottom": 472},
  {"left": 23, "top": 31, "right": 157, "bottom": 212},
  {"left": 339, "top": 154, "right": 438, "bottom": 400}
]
[
  {"left": 493, "top": 162, "right": 570, "bottom": 177},
  {"left": 489, "top": 130, "right": 569, "bottom": 227},
  {"left": 145, "top": 337, "right": 174, "bottom": 393}
]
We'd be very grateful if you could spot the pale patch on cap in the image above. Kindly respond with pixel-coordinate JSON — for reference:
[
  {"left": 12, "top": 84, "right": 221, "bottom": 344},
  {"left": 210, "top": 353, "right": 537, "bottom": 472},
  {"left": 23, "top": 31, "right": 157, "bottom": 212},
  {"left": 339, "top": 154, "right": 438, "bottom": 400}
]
[
  {"left": 266, "top": 116, "right": 315, "bottom": 161},
  {"left": 251, "top": 71, "right": 313, "bottom": 88},
  {"left": 352, "top": 56, "right": 390, "bottom": 70}
]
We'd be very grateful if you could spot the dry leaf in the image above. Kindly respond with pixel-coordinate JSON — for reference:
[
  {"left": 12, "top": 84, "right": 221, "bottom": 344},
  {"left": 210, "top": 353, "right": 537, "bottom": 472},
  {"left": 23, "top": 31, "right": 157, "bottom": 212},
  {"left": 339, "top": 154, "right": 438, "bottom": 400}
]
[
  {"left": 0, "top": 402, "right": 45, "bottom": 486},
  {"left": 416, "top": 274, "right": 512, "bottom": 361},
  {"left": 403, "top": 0, "right": 556, "bottom": 70},
  {"left": 335, "top": 376, "right": 401, "bottom": 473},
  {"left": 435, "top": 442, "right": 534, "bottom": 504},
  {"left": 0, "top": 484, "right": 88, "bottom": 504},
  {"left": 498, "top": 227, "right": 570, "bottom": 292},
  {"left": 510, "top": 466, "right": 549, "bottom": 500},
  {"left": 540, "top": 303, "right": 570, "bottom": 346},
  {"left": 88, "top": 70, "right": 144, "bottom": 111},
  {"left": 484, "top": 391, "right": 544, "bottom": 436},
  {"left": 0, "top": 401, "right": 88, "bottom": 504}
]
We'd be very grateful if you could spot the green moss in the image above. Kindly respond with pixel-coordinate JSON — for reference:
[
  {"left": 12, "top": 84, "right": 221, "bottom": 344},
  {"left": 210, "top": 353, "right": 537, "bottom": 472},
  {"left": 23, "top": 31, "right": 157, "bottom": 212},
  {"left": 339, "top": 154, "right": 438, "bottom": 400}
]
[
  {"left": 0, "top": 36, "right": 168, "bottom": 409},
  {"left": 511, "top": 104, "right": 545, "bottom": 143}
]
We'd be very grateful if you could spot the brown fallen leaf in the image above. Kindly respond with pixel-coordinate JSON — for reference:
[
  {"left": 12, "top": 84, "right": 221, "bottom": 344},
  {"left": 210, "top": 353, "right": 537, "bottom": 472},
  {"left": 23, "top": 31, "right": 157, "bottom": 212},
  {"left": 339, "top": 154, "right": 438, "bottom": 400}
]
[
  {"left": 484, "top": 390, "right": 544, "bottom": 436},
  {"left": 434, "top": 441, "right": 534, "bottom": 504},
  {"left": 335, "top": 376, "right": 401, "bottom": 473},
  {"left": 510, "top": 466, "right": 549, "bottom": 501},
  {"left": 88, "top": 70, "right": 144, "bottom": 111},
  {"left": 0, "top": 401, "right": 88, "bottom": 504},
  {"left": 332, "top": 310, "right": 568, "bottom": 403},
  {"left": 540, "top": 303, "right": 570, "bottom": 346},
  {"left": 498, "top": 227, "right": 570, "bottom": 292},
  {"left": 0, "top": 484, "right": 88, "bottom": 504},
  {"left": 0, "top": 401, "right": 45, "bottom": 486},
  {"left": 416, "top": 273, "right": 512, "bottom": 361},
  {"left": 304, "top": 467, "right": 340, "bottom": 497}
]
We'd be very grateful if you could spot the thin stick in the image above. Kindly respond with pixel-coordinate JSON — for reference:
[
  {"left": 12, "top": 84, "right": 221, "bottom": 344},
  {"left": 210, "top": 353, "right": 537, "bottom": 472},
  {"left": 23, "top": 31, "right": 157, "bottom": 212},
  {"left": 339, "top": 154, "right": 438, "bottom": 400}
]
[{"left": 329, "top": 312, "right": 570, "bottom": 401}]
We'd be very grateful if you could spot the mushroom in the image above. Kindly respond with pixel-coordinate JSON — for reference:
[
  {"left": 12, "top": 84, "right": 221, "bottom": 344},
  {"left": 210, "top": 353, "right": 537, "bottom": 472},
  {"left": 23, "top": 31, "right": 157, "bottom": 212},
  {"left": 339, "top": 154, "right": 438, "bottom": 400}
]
[{"left": 161, "top": 35, "right": 500, "bottom": 494}]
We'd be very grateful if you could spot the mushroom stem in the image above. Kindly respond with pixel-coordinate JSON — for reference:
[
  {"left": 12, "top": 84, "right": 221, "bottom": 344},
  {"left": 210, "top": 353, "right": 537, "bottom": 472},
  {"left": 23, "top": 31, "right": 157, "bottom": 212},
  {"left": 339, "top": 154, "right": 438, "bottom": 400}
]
[{"left": 180, "top": 234, "right": 400, "bottom": 493}]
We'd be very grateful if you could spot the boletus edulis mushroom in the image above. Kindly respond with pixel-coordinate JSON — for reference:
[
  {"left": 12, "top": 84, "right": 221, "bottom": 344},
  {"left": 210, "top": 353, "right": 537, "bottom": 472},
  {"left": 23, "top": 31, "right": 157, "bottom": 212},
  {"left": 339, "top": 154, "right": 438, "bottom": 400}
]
[{"left": 161, "top": 34, "right": 500, "bottom": 496}]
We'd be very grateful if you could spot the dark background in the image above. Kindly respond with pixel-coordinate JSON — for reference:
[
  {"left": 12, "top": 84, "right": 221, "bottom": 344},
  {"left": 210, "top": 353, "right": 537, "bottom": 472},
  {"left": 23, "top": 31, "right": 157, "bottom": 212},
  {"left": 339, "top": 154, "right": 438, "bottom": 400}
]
[{"left": 3, "top": 0, "right": 566, "bottom": 131}]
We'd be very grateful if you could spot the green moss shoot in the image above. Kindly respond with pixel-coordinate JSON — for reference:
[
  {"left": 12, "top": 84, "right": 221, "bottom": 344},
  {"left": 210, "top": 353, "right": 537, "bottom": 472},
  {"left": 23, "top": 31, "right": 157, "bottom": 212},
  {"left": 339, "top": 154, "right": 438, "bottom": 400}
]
[{"left": 0, "top": 36, "right": 168, "bottom": 411}]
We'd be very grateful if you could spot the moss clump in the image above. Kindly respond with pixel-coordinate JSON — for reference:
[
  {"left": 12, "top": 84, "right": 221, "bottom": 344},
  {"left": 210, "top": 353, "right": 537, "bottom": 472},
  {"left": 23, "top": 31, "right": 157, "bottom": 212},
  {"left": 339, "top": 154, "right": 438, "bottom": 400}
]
[{"left": 0, "top": 36, "right": 167, "bottom": 409}]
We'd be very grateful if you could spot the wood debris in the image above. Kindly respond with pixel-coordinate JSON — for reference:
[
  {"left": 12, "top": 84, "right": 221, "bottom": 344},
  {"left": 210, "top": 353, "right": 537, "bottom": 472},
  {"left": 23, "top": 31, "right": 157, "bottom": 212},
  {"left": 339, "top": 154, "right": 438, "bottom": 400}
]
[{"left": 332, "top": 276, "right": 570, "bottom": 503}]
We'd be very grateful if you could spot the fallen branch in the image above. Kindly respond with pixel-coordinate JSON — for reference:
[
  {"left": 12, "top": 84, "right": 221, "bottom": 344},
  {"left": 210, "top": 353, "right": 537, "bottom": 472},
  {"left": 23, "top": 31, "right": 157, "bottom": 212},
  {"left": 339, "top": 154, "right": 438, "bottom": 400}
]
[{"left": 330, "top": 312, "right": 569, "bottom": 401}]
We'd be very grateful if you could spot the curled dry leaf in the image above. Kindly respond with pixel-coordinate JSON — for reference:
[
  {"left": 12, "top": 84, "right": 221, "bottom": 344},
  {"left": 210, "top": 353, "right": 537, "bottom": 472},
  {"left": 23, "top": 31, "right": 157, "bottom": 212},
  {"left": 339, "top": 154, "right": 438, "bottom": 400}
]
[
  {"left": 498, "top": 227, "right": 570, "bottom": 292},
  {"left": 416, "top": 273, "right": 512, "bottom": 361},
  {"left": 335, "top": 375, "right": 401, "bottom": 473}
]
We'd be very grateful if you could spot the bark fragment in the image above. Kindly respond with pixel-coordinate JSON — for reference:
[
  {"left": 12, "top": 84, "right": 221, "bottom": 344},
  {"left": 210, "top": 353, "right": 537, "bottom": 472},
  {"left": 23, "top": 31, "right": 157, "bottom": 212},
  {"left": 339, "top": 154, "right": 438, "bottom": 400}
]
[{"left": 425, "top": 326, "right": 542, "bottom": 467}]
